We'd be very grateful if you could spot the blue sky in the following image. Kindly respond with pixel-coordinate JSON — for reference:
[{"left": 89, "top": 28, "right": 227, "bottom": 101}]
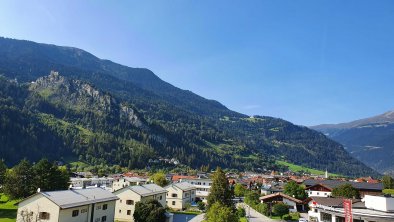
[{"left": 1, "top": 0, "right": 393, "bottom": 125}]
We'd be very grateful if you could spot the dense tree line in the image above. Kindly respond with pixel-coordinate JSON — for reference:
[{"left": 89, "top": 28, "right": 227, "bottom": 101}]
[{"left": 1, "top": 159, "right": 69, "bottom": 199}]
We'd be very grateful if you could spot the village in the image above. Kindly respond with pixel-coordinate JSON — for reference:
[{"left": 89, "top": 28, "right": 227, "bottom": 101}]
[{"left": 13, "top": 168, "right": 394, "bottom": 222}]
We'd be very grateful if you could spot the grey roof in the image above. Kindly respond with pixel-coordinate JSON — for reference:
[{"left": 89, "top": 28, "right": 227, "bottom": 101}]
[
  {"left": 28, "top": 188, "right": 118, "bottom": 209},
  {"left": 123, "top": 177, "right": 147, "bottom": 182},
  {"left": 304, "top": 179, "right": 383, "bottom": 191},
  {"left": 114, "top": 184, "right": 167, "bottom": 197},
  {"left": 171, "top": 182, "right": 196, "bottom": 191},
  {"left": 310, "top": 197, "right": 364, "bottom": 208}
]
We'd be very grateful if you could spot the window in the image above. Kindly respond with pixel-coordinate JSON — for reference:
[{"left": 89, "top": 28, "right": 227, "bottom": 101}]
[
  {"left": 172, "top": 193, "right": 178, "bottom": 198},
  {"left": 317, "top": 192, "right": 320, "bottom": 195},
  {"left": 119, "top": 210, "right": 121, "bottom": 213},
  {"left": 159, "top": 195, "right": 162, "bottom": 200},
  {"left": 72, "top": 210, "right": 79, "bottom": 217},
  {"left": 120, "top": 199, "right": 122, "bottom": 203},
  {"left": 95, "top": 218, "right": 100, "bottom": 222},
  {"left": 103, "top": 204, "right": 108, "bottom": 210},
  {"left": 101, "top": 216, "right": 107, "bottom": 222},
  {"left": 310, "top": 192, "right": 312, "bottom": 194},
  {"left": 81, "top": 209, "right": 88, "bottom": 213},
  {"left": 39, "top": 212, "right": 50, "bottom": 220},
  {"left": 172, "top": 201, "right": 175, "bottom": 205},
  {"left": 126, "top": 200, "right": 134, "bottom": 205},
  {"left": 96, "top": 205, "right": 102, "bottom": 210},
  {"left": 127, "top": 210, "right": 131, "bottom": 215}
]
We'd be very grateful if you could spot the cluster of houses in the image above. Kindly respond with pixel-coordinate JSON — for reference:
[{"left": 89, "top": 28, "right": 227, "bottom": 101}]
[
  {"left": 15, "top": 170, "right": 394, "bottom": 222},
  {"left": 16, "top": 173, "right": 213, "bottom": 222},
  {"left": 244, "top": 174, "right": 394, "bottom": 222}
]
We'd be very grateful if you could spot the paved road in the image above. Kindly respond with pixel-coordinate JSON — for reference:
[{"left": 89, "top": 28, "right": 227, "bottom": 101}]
[
  {"left": 188, "top": 213, "right": 205, "bottom": 222},
  {"left": 237, "top": 203, "right": 285, "bottom": 222}
]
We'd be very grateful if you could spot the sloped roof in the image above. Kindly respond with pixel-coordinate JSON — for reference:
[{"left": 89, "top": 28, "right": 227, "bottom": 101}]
[
  {"left": 310, "top": 197, "right": 364, "bottom": 208},
  {"left": 114, "top": 184, "right": 167, "bottom": 196},
  {"left": 166, "top": 182, "right": 196, "bottom": 191},
  {"left": 259, "top": 192, "right": 304, "bottom": 204},
  {"left": 304, "top": 179, "right": 383, "bottom": 191},
  {"left": 19, "top": 188, "right": 118, "bottom": 209}
]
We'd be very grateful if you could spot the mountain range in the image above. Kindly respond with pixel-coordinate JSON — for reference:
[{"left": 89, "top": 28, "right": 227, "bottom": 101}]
[
  {"left": 0, "top": 37, "right": 377, "bottom": 177},
  {"left": 312, "top": 111, "right": 394, "bottom": 175}
]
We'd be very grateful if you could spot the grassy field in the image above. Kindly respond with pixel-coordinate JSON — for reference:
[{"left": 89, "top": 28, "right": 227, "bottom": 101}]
[
  {"left": 0, "top": 194, "right": 17, "bottom": 222},
  {"left": 383, "top": 189, "right": 394, "bottom": 195},
  {"left": 276, "top": 160, "right": 340, "bottom": 177}
]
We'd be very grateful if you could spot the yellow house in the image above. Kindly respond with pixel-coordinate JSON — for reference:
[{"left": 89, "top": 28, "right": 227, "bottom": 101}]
[
  {"left": 16, "top": 187, "right": 118, "bottom": 222},
  {"left": 113, "top": 184, "right": 167, "bottom": 222},
  {"left": 165, "top": 182, "right": 196, "bottom": 210}
]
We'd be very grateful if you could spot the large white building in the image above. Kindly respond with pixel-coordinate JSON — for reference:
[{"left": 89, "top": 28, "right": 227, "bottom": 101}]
[
  {"left": 70, "top": 177, "right": 114, "bottom": 191},
  {"left": 308, "top": 195, "right": 394, "bottom": 222},
  {"left": 16, "top": 188, "right": 118, "bottom": 222},
  {"left": 165, "top": 182, "right": 196, "bottom": 210},
  {"left": 180, "top": 178, "right": 212, "bottom": 203},
  {"left": 113, "top": 184, "right": 167, "bottom": 222},
  {"left": 112, "top": 177, "right": 148, "bottom": 192}
]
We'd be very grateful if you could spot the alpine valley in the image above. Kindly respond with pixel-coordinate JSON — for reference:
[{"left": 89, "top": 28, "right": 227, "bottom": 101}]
[
  {"left": 312, "top": 111, "right": 394, "bottom": 176},
  {"left": 0, "top": 37, "right": 377, "bottom": 176}
]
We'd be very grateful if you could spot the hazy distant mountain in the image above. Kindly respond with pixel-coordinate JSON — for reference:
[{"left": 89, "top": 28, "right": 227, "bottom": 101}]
[
  {"left": 0, "top": 37, "right": 377, "bottom": 176},
  {"left": 312, "top": 111, "right": 394, "bottom": 175}
]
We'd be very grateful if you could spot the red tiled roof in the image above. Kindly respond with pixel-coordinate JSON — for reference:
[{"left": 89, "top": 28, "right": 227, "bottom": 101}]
[{"left": 171, "top": 175, "right": 197, "bottom": 182}]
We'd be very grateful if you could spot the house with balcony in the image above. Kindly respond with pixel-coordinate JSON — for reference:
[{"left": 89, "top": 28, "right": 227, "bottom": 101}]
[
  {"left": 165, "top": 182, "right": 196, "bottom": 210},
  {"left": 113, "top": 184, "right": 167, "bottom": 222}
]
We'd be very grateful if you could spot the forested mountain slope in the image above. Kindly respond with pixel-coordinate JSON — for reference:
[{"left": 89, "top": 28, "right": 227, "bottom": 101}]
[
  {"left": 0, "top": 37, "right": 377, "bottom": 176},
  {"left": 312, "top": 111, "right": 394, "bottom": 175}
]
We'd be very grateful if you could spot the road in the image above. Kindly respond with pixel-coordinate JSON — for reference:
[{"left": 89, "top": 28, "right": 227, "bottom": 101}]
[{"left": 237, "top": 203, "right": 285, "bottom": 222}]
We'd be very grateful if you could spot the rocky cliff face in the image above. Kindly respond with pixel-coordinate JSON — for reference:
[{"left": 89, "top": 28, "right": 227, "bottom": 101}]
[{"left": 30, "top": 71, "right": 144, "bottom": 129}]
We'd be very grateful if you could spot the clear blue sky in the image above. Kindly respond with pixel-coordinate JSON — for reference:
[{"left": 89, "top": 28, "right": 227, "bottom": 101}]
[{"left": 1, "top": 0, "right": 393, "bottom": 126}]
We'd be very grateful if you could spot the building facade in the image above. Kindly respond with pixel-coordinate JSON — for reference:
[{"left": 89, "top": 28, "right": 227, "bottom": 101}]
[
  {"left": 165, "top": 182, "right": 196, "bottom": 210},
  {"left": 16, "top": 188, "right": 118, "bottom": 222},
  {"left": 113, "top": 184, "right": 167, "bottom": 222}
]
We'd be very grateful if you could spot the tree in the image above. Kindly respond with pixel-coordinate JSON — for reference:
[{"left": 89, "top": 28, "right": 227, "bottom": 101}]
[
  {"left": 255, "top": 203, "right": 269, "bottom": 216},
  {"left": 272, "top": 202, "right": 289, "bottom": 219},
  {"left": 234, "top": 183, "right": 246, "bottom": 197},
  {"left": 284, "top": 181, "right": 307, "bottom": 200},
  {"left": 197, "top": 201, "right": 206, "bottom": 211},
  {"left": 205, "top": 202, "right": 238, "bottom": 222},
  {"left": 3, "top": 159, "right": 34, "bottom": 199},
  {"left": 149, "top": 171, "right": 169, "bottom": 187},
  {"left": 332, "top": 184, "right": 360, "bottom": 199},
  {"left": 133, "top": 199, "right": 166, "bottom": 222},
  {"left": 382, "top": 175, "right": 394, "bottom": 189},
  {"left": 207, "top": 167, "right": 233, "bottom": 208},
  {"left": 0, "top": 159, "right": 7, "bottom": 188},
  {"left": 33, "top": 159, "right": 69, "bottom": 192},
  {"left": 244, "top": 191, "right": 260, "bottom": 206}
]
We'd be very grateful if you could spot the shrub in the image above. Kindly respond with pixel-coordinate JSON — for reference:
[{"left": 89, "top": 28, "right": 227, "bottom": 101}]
[
  {"left": 282, "top": 214, "right": 292, "bottom": 220},
  {"left": 237, "top": 207, "right": 246, "bottom": 218},
  {"left": 272, "top": 202, "right": 289, "bottom": 219}
]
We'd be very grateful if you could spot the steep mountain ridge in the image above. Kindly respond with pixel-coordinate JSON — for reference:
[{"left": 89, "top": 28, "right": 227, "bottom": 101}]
[
  {"left": 311, "top": 111, "right": 394, "bottom": 175},
  {"left": 0, "top": 37, "right": 378, "bottom": 176}
]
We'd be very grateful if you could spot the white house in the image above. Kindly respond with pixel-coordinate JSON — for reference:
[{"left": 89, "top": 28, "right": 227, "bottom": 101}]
[
  {"left": 112, "top": 177, "right": 148, "bottom": 192},
  {"left": 180, "top": 178, "right": 212, "bottom": 203},
  {"left": 70, "top": 177, "right": 114, "bottom": 191},
  {"left": 16, "top": 187, "right": 118, "bottom": 222},
  {"left": 259, "top": 192, "right": 305, "bottom": 212},
  {"left": 165, "top": 182, "right": 196, "bottom": 210},
  {"left": 113, "top": 184, "right": 167, "bottom": 222}
]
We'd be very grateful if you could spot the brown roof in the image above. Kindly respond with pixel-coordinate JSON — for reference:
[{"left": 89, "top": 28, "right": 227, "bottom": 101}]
[{"left": 259, "top": 192, "right": 304, "bottom": 204}]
